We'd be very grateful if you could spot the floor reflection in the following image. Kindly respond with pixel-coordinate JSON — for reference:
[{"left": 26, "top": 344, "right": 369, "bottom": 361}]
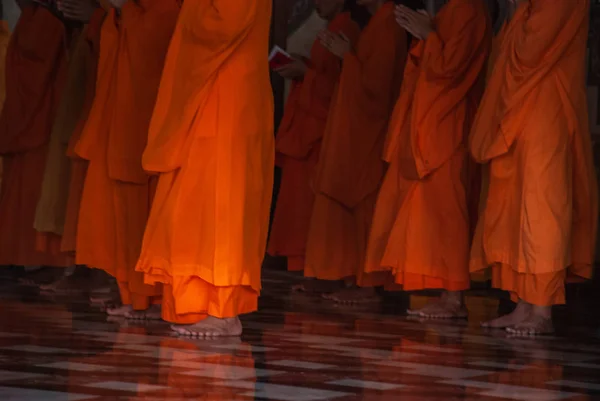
[{"left": 0, "top": 267, "right": 599, "bottom": 400}]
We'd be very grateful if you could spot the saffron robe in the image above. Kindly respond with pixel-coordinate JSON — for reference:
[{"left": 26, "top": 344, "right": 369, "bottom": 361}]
[
  {"left": 0, "top": 6, "right": 71, "bottom": 267},
  {"left": 268, "top": 12, "right": 361, "bottom": 272},
  {"left": 303, "top": 3, "right": 408, "bottom": 283},
  {"left": 136, "top": 0, "right": 274, "bottom": 323},
  {"left": 469, "top": 0, "right": 598, "bottom": 306},
  {"left": 364, "top": 0, "right": 492, "bottom": 290},
  {"left": 75, "top": 0, "right": 179, "bottom": 309},
  {"left": 61, "top": 7, "right": 106, "bottom": 253}
]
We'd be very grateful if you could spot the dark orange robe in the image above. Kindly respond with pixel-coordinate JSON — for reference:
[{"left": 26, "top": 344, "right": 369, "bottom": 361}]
[
  {"left": 303, "top": 3, "right": 407, "bottom": 284},
  {"left": 364, "top": 0, "right": 492, "bottom": 291},
  {"left": 75, "top": 0, "right": 179, "bottom": 309},
  {"left": 268, "top": 12, "right": 361, "bottom": 272},
  {"left": 136, "top": 0, "right": 274, "bottom": 323},
  {"left": 0, "top": 6, "right": 71, "bottom": 267},
  {"left": 61, "top": 7, "right": 107, "bottom": 253},
  {"left": 469, "top": 0, "right": 597, "bottom": 306}
]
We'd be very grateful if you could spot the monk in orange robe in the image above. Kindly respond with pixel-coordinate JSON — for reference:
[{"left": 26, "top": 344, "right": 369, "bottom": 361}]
[
  {"left": 136, "top": 0, "right": 274, "bottom": 337},
  {"left": 302, "top": 0, "right": 410, "bottom": 303},
  {"left": 469, "top": 0, "right": 597, "bottom": 335},
  {"left": 0, "top": 2, "right": 72, "bottom": 269},
  {"left": 268, "top": 0, "right": 361, "bottom": 292},
  {"left": 363, "top": 0, "right": 492, "bottom": 316},
  {"left": 75, "top": 0, "right": 180, "bottom": 319}
]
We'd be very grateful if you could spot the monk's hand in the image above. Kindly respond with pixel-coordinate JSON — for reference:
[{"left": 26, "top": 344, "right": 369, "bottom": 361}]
[
  {"left": 318, "top": 30, "right": 351, "bottom": 59},
  {"left": 395, "top": 6, "right": 433, "bottom": 40},
  {"left": 57, "top": 0, "right": 96, "bottom": 21},
  {"left": 274, "top": 57, "right": 307, "bottom": 79}
]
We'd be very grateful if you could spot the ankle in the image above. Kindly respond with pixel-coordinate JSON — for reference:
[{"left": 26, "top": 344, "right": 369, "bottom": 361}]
[{"left": 531, "top": 305, "right": 552, "bottom": 319}]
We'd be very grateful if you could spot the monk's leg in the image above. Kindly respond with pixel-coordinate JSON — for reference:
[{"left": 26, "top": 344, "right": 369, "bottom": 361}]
[
  {"left": 124, "top": 294, "right": 162, "bottom": 320},
  {"left": 408, "top": 290, "right": 468, "bottom": 319}
]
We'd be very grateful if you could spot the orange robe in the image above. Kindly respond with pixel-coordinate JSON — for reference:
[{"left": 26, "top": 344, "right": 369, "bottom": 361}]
[
  {"left": 364, "top": 0, "right": 492, "bottom": 291},
  {"left": 136, "top": 0, "right": 274, "bottom": 323},
  {"left": 303, "top": 3, "right": 408, "bottom": 283},
  {"left": 75, "top": 0, "right": 180, "bottom": 309},
  {"left": 267, "top": 12, "right": 361, "bottom": 272},
  {"left": 469, "top": 0, "right": 598, "bottom": 306},
  {"left": 61, "top": 7, "right": 107, "bottom": 254},
  {"left": 0, "top": 6, "right": 71, "bottom": 267}
]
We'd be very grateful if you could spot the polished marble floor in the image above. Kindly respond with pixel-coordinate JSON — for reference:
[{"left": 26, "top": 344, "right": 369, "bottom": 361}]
[{"left": 0, "top": 266, "right": 599, "bottom": 401}]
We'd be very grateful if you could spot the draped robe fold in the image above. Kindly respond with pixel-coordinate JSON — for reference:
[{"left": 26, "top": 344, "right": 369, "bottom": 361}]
[
  {"left": 0, "top": 6, "right": 71, "bottom": 267},
  {"left": 469, "top": 0, "right": 597, "bottom": 306},
  {"left": 135, "top": 0, "right": 274, "bottom": 322},
  {"left": 303, "top": 3, "right": 408, "bottom": 284},
  {"left": 267, "top": 12, "right": 361, "bottom": 272},
  {"left": 364, "top": 0, "right": 492, "bottom": 290},
  {"left": 75, "top": 0, "right": 180, "bottom": 309}
]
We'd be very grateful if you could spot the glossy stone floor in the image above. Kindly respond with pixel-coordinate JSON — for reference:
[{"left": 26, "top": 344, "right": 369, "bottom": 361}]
[{"left": 0, "top": 267, "right": 600, "bottom": 401}]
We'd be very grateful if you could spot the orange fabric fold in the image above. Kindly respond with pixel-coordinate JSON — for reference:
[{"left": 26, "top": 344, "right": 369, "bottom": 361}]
[
  {"left": 304, "top": 3, "right": 408, "bottom": 282},
  {"left": 364, "top": 0, "right": 492, "bottom": 290},
  {"left": 61, "top": 7, "right": 106, "bottom": 253},
  {"left": 0, "top": 6, "right": 72, "bottom": 267},
  {"left": 75, "top": 0, "right": 180, "bottom": 308},
  {"left": 268, "top": 12, "right": 361, "bottom": 271},
  {"left": 469, "top": 0, "right": 598, "bottom": 304},
  {"left": 135, "top": 0, "right": 274, "bottom": 321}
]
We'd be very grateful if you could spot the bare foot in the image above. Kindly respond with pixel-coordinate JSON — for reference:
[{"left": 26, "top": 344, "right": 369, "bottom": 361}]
[
  {"left": 171, "top": 316, "right": 243, "bottom": 338},
  {"left": 125, "top": 305, "right": 162, "bottom": 321},
  {"left": 325, "top": 287, "right": 380, "bottom": 305},
  {"left": 506, "top": 305, "right": 553, "bottom": 336},
  {"left": 481, "top": 300, "right": 531, "bottom": 329},
  {"left": 407, "top": 292, "right": 467, "bottom": 319},
  {"left": 106, "top": 305, "right": 133, "bottom": 317},
  {"left": 292, "top": 279, "right": 343, "bottom": 294}
]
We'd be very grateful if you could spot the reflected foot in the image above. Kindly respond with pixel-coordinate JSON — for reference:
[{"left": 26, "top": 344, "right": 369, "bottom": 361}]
[
  {"left": 125, "top": 304, "right": 162, "bottom": 321},
  {"left": 106, "top": 304, "right": 133, "bottom": 317},
  {"left": 481, "top": 301, "right": 531, "bottom": 329},
  {"left": 407, "top": 292, "right": 467, "bottom": 319},
  {"left": 292, "top": 279, "right": 342, "bottom": 294},
  {"left": 325, "top": 287, "right": 380, "bottom": 305},
  {"left": 171, "top": 316, "right": 243, "bottom": 338},
  {"left": 39, "top": 274, "right": 89, "bottom": 293}
]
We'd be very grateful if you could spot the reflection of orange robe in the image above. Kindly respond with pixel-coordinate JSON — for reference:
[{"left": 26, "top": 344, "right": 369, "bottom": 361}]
[
  {"left": 304, "top": 3, "right": 407, "bottom": 284},
  {"left": 0, "top": 6, "right": 70, "bottom": 267},
  {"left": 75, "top": 0, "right": 179, "bottom": 309},
  {"left": 136, "top": 0, "right": 274, "bottom": 323},
  {"left": 469, "top": 0, "right": 597, "bottom": 306},
  {"left": 268, "top": 12, "right": 361, "bottom": 272},
  {"left": 61, "top": 7, "right": 107, "bottom": 253},
  {"left": 364, "top": 0, "right": 492, "bottom": 291}
]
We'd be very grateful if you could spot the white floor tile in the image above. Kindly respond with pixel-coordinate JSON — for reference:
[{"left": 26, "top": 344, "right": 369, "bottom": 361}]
[
  {"left": 216, "top": 380, "right": 352, "bottom": 401},
  {"left": 327, "top": 379, "right": 404, "bottom": 390},
  {"left": 268, "top": 360, "right": 335, "bottom": 370},
  {"left": 442, "top": 379, "right": 578, "bottom": 401},
  {"left": 373, "top": 361, "right": 492, "bottom": 379},
  {"left": 0, "top": 386, "right": 95, "bottom": 401}
]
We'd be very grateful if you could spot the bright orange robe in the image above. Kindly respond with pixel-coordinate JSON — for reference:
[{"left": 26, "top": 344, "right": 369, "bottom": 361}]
[
  {"left": 469, "top": 0, "right": 597, "bottom": 306},
  {"left": 364, "top": 0, "right": 492, "bottom": 290},
  {"left": 303, "top": 3, "right": 408, "bottom": 284},
  {"left": 61, "top": 7, "right": 106, "bottom": 254},
  {"left": 136, "top": 0, "right": 274, "bottom": 323},
  {"left": 75, "top": 0, "right": 179, "bottom": 309},
  {"left": 268, "top": 12, "right": 361, "bottom": 272},
  {"left": 0, "top": 6, "right": 71, "bottom": 267}
]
